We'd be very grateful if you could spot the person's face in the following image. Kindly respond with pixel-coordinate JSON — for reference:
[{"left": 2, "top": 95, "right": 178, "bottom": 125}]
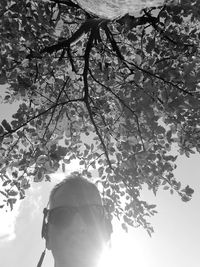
[{"left": 46, "top": 182, "right": 106, "bottom": 267}]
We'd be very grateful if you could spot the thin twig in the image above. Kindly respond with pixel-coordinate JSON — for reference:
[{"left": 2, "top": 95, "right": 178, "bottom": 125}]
[
  {"left": 103, "top": 24, "right": 193, "bottom": 96},
  {"left": 1, "top": 98, "right": 84, "bottom": 139},
  {"left": 89, "top": 69, "right": 146, "bottom": 149},
  {"left": 42, "top": 78, "right": 69, "bottom": 139}
]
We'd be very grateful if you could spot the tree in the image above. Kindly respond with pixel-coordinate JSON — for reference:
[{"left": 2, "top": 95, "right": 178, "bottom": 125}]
[{"left": 0, "top": 0, "right": 199, "bottom": 235}]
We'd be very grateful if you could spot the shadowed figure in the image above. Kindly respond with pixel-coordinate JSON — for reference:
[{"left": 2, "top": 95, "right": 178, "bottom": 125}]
[{"left": 38, "top": 172, "right": 112, "bottom": 267}]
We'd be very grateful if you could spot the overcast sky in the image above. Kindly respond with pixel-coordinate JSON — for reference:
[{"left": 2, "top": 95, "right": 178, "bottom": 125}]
[{"left": 0, "top": 85, "right": 200, "bottom": 267}]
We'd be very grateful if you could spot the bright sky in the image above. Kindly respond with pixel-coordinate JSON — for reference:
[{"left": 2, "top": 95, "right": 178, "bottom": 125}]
[{"left": 0, "top": 85, "right": 200, "bottom": 267}]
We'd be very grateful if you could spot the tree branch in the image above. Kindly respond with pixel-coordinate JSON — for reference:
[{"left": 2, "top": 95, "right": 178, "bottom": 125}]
[
  {"left": 1, "top": 98, "right": 84, "bottom": 139},
  {"left": 66, "top": 46, "right": 76, "bottom": 72},
  {"left": 82, "top": 27, "right": 113, "bottom": 170},
  {"left": 40, "top": 18, "right": 105, "bottom": 56},
  {"left": 88, "top": 69, "right": 145, "bottom": 149},
  {"left": 129, "top": 64, "right": 193, "bottom": 96},
  {"left": 42, "top": 78, "right": 69, "bottom": 139},
  {"left": 103, "top": 24, "right": 124, "bottom": 61},
  {"left": 88, "top": 68, "right": 135, "bottom": 115},
  {"left": 143, "top": 9, "right": 195, "bottom": 49},
  {"left": 103, "top": 24, "right": 193, "bottom": 96},
  {"left": 40, "top": 21, "right": 91, "bottom": 55},
  {"left": 85, "top": 100, "right": 113, "bottom": 170}
]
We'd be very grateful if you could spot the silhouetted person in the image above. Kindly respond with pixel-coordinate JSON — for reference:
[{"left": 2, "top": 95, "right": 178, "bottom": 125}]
[{"left": 38, "top": 172, "right": 112, "bottom": 267}]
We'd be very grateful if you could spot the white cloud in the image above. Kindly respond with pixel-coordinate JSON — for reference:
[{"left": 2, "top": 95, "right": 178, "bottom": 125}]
[
  {"left": 0, "top": 201, "right": 21, "bottom": 242},
  {"left": 0, "top": 158, "right": 83, "bottom": 243}
]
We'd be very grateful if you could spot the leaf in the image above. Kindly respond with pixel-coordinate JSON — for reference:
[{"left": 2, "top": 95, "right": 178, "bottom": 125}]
[
  {"left": 45, "top": 174, "right": 51, "bottom": 182},
  {"left": 166, "top": 130, "right": 172, "bottom": 142},
  {"left": 127, "top": 32, "right": 137, "bottom": 42},
  {"left": 176, "top": 181, "right": 181, "bottom": 190},
  {"left": 134, "top": 70, "right": 141, "bottom": 82},
  {"left": 36, "top": 155, "right": 48, "bottom": 164},
  {"left": 90, "top": 161, "right": 96, "bottom": 169},
  {"left": 98, "top": 166, "right": 104, "bottom": 177},
  {"left": 17, "top": 76, "right": 31, "bottom": 88},
  {"left": 181, "top": 195, "right": 190, "bottom": 202},
  {"left": 0, "top": 70, "right": 7, "bottom": 85},
  {"left": 91, "top": 143, "right": 94, "bottom": 151},
  {"left": 10, "top": 3, "right": 20, "bottom": 12},
  {"left": 146, "top": 38, "right": 155, "bottom": 54},
  {"left": 21, "top": 59, "right": 29, "bottom": 68},
  {"left": 105, "top": 167, "right": 112, "bottom": 174},
  {"left": 121, "top": 223, "right": 128, "bottom": 233},
  {"left": 85, "top": 170, "right": 92, "bottom": 178},
  {"left": 8, "top": 190, "right": 18, "bottom": 196},
  {"left": 135, "top": 54, "right": 142, "bottom": 65},
  {"left": 2, "top": 180, "right": 11, "bottom": 187},
  {"left": 7, "top": 198, "right": 17, "bottom": 210},
  {"left": 163, "top": 186, "right": 170, "bottom": 190},
  {"left": 173, "top": 15, "right": 183, "bottom": 24},
  {"left": 148, "top": 204, "right": 156, "bottom": 209},
  {"left": 62, "top": 163, "right": 65, "bottom": 172},
  {"left": 182, "top": 185, "right": 194, "bottom": 196},
  {"left": 12, "top": 171, "right": 18, "bottom": 178},
  {"left": 0, "top": 125, "right": 4, "bottom": 134},
  {"left": 56, "top": 146, "right": 68, "bottom": 157},
  {"left": 1, "top": 119, "right": 12, "bottom": 132},
  {"left": 84, "top": 143, "right": 90, "bottom": 150},
  {"left": 109, "top": 146, "right": 116, "bottom": 153},
  {"left": 147, "top": 229, "right": 152, "bottom": 237},
  {"left": 34, "top": 169, "right": 44, "bottom": 182},
  {"left": 152, "top": 187, "right": 157, "bottom": 196},
  {"left": 0, "top": 190, "right": 8, "bottom": 198}
]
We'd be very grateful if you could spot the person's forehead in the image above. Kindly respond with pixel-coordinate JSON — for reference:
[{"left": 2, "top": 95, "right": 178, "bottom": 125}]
[{"left": 50, "top": 181, "right": 102, "bottom": 209}]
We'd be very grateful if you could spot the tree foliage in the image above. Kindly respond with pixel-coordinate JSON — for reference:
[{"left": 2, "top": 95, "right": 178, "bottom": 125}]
[{"left": 0, "top": 0, "right": 199, "bottom": 234}]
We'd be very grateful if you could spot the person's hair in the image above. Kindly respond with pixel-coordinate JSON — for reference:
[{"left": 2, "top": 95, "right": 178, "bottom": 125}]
[
  {"left": 49, "top": 171, "right": 101, "bottom": 205},
  {"left": 46, "top": 172, "right": 112, "bottom": 244}
]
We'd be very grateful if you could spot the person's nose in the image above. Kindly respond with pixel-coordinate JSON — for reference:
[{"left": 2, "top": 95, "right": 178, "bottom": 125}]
[{"left": 73, "top": 213, "right": 87, "bottom": 233}]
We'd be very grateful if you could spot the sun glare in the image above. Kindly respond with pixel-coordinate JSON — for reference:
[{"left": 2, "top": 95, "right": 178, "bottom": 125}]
[
  {"left": 98, "top": 221, "right": 147, "bottom": 267},
  {"left": 98, "top": 234, "right": 134, "bottom": 267},
  {"left": 97, "top": 215, "right": 156, "bottom": 267}
]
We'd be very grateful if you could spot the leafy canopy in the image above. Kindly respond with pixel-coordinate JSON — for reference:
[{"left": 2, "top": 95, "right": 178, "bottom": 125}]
[{"left": 0, "top": 0, "right": 199, "bottom": 234}]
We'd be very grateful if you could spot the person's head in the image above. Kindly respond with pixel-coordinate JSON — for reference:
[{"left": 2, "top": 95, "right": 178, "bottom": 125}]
[{"left": 43, "top": 172, "right": 112, "bottom": 267}]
